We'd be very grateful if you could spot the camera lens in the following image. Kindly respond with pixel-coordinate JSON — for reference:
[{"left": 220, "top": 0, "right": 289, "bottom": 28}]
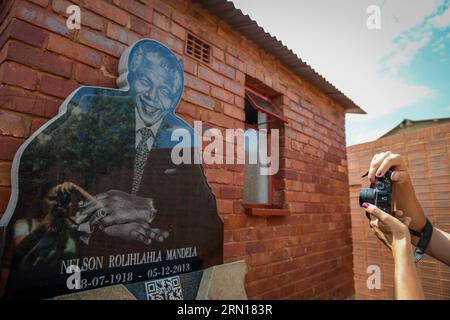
[{"left": 359, "top": 188, "right": 377, "bottom": 207}]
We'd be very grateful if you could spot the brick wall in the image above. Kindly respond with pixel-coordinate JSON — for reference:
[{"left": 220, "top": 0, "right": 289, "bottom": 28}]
[
  {"left": 348, "top": 123, "right": 450, "bottom": 299},
  {"left": 0, "top": 0, "right": 354, "bottom": 299}
]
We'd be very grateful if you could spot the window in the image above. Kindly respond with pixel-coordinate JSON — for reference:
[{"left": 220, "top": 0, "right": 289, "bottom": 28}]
[
  {"left": 186, "top": 33, "right": 211, "bottom": 64},
  {"left": 243, "top": 86, "right": 288, "bottom": 211}
]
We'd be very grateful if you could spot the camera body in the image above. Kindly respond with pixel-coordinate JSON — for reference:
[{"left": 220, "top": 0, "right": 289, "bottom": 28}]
[
  {"left": 56, "top": 192, "right": 71, "bottom": 209},
  {"left": 359, "top": 169, "right": 393, "bottom": 214}
]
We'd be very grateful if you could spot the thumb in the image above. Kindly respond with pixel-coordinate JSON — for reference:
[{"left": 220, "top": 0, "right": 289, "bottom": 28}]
[{"left": 362, "top": 203, "right": 390, "bottom": 222}]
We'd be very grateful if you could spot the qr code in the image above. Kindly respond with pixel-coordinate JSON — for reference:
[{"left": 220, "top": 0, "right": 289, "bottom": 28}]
[{"left": 145, "top": 276, "right": 184, "bottom": 300}]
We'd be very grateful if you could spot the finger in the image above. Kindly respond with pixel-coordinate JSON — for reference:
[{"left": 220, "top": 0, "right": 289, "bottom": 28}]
[
  {"left": 130, "top": 230, "right": 149, "bottom": 244},
  {"left": 400, "top": 217, "right": 412, "bottom": 227},
  {"left": 95, "top": 193, "right": 109, "bottom": 201},
  {"left": 55, "top": 184, "right": 63, "bottom": 193},
  {"left": 368, "top": 152, "right": 391, "bottom": 183},
  {"left": 393, "top": 210, "right": 404, "bottom": 218},
  {"left": 369, "top": 219, "right": 380, "bottom": 229},
  {"left": 376, "top": 153, "right": 404, "bottom": 178},
  {"left": 363, "top": 203, "right": 390, "bottom": 223},
  {"left": 148, "top": 228, "right": 169, "bottom": 242},
  {"left": 391, "top": 170, "right": 409, "bottom": 184}
]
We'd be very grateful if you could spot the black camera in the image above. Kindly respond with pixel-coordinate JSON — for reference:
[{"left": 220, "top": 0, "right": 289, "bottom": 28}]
[
  {"left": 359, "top": 169, "right": 393, "bottom": 214},
  {"left": 56, "top": 192, "right": 71, "bottom": 208}
]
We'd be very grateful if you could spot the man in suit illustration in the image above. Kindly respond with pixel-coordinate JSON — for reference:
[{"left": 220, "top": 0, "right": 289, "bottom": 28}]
[{"left": 3, "top": 39, "right": 223, "bottom": 298}]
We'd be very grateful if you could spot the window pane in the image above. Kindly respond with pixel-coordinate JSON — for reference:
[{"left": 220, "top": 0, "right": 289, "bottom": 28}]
[
  {"left": 243, "top": 111, "right": 269, "bottom": 204},
  {"left": 245, "top": 90, "right": 282, "bottom": 118}
]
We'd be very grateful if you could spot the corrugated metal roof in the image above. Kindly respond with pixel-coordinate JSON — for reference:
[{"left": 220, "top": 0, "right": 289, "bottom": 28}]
[{"left": 192, "top": 0, "right": 366, "bottom": 114}]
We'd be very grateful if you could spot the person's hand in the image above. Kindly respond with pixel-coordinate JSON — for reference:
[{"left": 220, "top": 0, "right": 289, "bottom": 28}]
[
  {"left": 102, "top": 222, "right": 169, "bottom": 245},
  {"left": 363, "top": 203, "right": 411, "bottom": 253},
  {"left": 367, "top": 151, "right": 426, "bottom": 232},
  {"left": 80, "top": 190, "right": 157, "bottom": 228},
  {"left": 55, "top": 182, "right": 79, "bottom": 194}
]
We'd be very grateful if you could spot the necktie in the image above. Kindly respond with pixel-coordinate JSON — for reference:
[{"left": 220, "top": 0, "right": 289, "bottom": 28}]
[{"left": 132, "top": 127, "right": 154, "bottom": 195}]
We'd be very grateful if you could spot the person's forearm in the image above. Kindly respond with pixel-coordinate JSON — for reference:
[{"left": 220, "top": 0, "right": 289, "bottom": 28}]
[
  {"left": 412, "top": 227, "right": 450, "bottom": 265},
  {"left": 392, "top": 237, "right": 425, "bottom": 300},
  {"left": 394, "top": 181, "right": 426, "bottom": 232}
]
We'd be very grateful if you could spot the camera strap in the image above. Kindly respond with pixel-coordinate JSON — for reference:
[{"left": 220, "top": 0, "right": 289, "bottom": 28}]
[{"left": 410, "top": 218, "right": 433, "bottom": 263}]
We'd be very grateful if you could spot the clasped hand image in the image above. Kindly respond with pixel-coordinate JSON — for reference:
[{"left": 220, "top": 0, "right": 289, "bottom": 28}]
[{"left": 13, "top": 182, "right": 169, "bottom": 270}]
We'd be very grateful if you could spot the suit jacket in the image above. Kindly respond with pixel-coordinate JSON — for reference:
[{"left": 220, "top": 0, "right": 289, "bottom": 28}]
[{"left": 15, "top": 92, "right": 223, "bottom": 271}]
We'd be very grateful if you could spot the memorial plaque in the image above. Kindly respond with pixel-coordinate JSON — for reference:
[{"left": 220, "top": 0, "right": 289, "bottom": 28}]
[{"left": 0, "top": 39, "right": 223, "bottom": 299}]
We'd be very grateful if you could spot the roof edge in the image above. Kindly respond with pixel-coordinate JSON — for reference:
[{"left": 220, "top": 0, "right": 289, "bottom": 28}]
[{"left": 192, "top": 0, "right": 366, "bottom": 114}]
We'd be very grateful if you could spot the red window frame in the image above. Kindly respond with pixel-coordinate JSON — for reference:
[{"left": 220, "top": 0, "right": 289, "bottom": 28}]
[{"left": 243, "top": 86, "right": 286, "bottom": 206}]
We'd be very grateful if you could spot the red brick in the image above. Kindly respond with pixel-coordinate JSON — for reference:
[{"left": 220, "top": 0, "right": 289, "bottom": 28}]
[
  {"left": 74, "top": 63, "right": 115, "bottom": 87},
  {"left": 212, "top": 46, "right": 224, "bottom": 62},
  {"left": 216, "top": 199, "right": 233, "bottom": 214},
  {"left": 170, "top": 22, "right": 186, "bottom": 40},
  {"left": 30, "top": 117, "right": 49, "bottom": 135},
  {"left": 220, "top": 186, "right": 242, "bottom": 199},
  {"left": 79, "top": 29, "right": 127, "bottom": 58},
  {"left": 150, "top": 28, "right": 184, "bottom": 55},
  {"left": 106, "top": 22, "right": 141, "bottom": 45},
  {"left": 29, "top": 0, "right": 49, "bottom": 7},
  {"left": 249, "top": 253, "right": 270, "bottom": 267},
  {"left": 246, "top": 266, "right": 270, "bottom": 282},
  {"left": 223, "top": 103, "right": 244, "bottom": 121},
  {"left": 224, "top": 78, "right": 245, "bottom": 96},
  {"left": 0, "top": 62, "right": 38, "bottom": 90},
  {"left": 207, "top": 111, "right": 235, "bottom": 129},
  {"left": 182, "top": 57, "right": 198, "bottom": 75},
  {"left": 153, "top": 0, "right": 173, "bottom": 18},
  {"left": 47, "top": 33, "right": 102, "bottom": 68},
  {"left": 211, "top": 86, "right": 234, "bottom": 104},
  {"left": 153, "top": 10, "right": 170, "bottom": 31},
  {"left": 223, "top": 214, "right": 246, "bottom": 229},
  {"left": 0, "top": 187, "right": 11, "bottom": 213},
  {"left": 0, "top": 162, "right": 11, "bottom": 187},
  {"left": 114, "top": 0, "right": 153, "bottom": 23},
  {"left": 15, "top": 1, "right": 72, "bottom": 37},
  {"left": 5, "top": 41, "right": 72, "bottom": 78},
  {"left": 8, "top": 18, "right": 48, "bottom": 47},
  {"left": 130, "top": 15, "right": 150, "bottom": 35},
  {"left": 101, "top": 55, "right": 119, "bottom": 78},
  {"left": 205, "top": 168, "right": 233, "bottom": 184},
  {"left": 183, "top": 88, "right": 214, "bottom": 110},
  {"left": 225, "top": 53, "right": 245, "bottom": 72},
  {"left": 0, "top": 137, "right": 24, "bottom": 161},
  {"left": 40, "top": 74, "right": 78, "bottom": 99},
  {"left": 198, "top": 65, "right": 224, "bottom": 87},
  {"left": 0, "top": 110, "right": 31, "bottom": 138},
  {"left": 211, "top": 60, "right": 235, "bottom": 79},
  {"left": 83, "top": 1, "right": 129, "bottom": 26},
  {"left": 0, "top": 87, "right": 59, "bottom": 118},
  {"left": 235, "top": 70, "right": 245, "bottom": 84},
  {"left": 223, "top": 242, "right": 246, "bottom": 259},
  {"left": 185, "top": 73, "right": 210, "bottom": 95}
]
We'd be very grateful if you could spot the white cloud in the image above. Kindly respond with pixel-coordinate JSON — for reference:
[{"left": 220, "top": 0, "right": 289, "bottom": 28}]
[
  {"left": 383, "top": 35, "right": 431, "bottom": 71},
  {"left": 429, "top": 6, "right": 450, "bottom": 28},
  {"left": 231, "top": 0, "right": 444, "bottom": 145},
  {"left": 432, "top": 42, "right": 445, "bottom": 52}
]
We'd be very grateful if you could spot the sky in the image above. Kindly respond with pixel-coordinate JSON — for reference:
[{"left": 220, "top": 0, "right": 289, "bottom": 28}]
[{"left": 231, "top": 0, "right": 450, "bottom": 145}]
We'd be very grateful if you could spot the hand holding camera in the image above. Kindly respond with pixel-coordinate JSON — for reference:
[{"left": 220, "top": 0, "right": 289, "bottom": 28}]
[{"left": 363, "top": 151, "right": 426, "bottom": 233}]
